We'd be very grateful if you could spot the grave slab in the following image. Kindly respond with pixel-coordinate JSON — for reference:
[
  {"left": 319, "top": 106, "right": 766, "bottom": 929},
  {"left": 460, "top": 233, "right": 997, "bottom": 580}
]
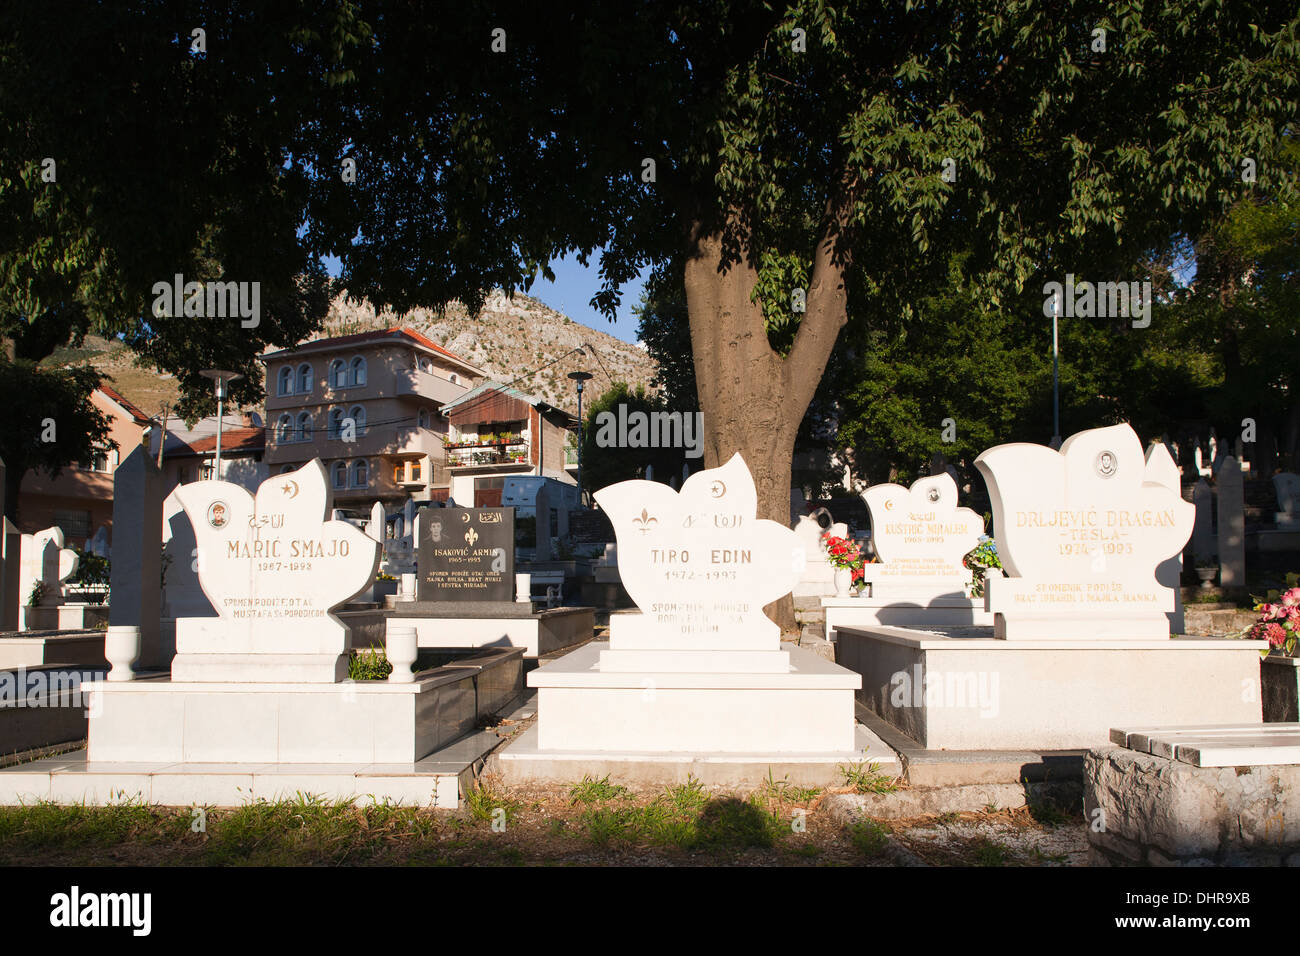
[{"left": 837, "top": 624, "right": 1266, "bottom": 750}]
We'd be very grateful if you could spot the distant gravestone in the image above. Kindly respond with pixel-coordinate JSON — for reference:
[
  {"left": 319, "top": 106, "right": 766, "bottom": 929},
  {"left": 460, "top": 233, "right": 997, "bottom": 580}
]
[
  {"left": 172, "top": 460, "right": 379, "bottom": 682},
  {"left": 974, "top": 423, "right": 1193, "bottom": 640},
  {"left": 109, "top": 446, "right": 163, "bottom": 668},
  {"left": 87, "top": 525, "right": 110, "bottom": 558},
  {"left": 367, "top": 501, "right": 385, "bottom": 541},
  {"left": 1217, "top": 456, "right": 1246, "bottom": 589},
  {"left": 1192, "top": 479, "right": 1214, "bottom": 559},
  {"left": 418, "top": 506, "right": 514, "bottom": 602},
  {"left": 1144, "top": 442, "right": 1185, "bottom": 634},
  {"left": 860, "top": 472, "right": 983, "bottom": 597},
  {"left": 18, "top": 527, "right": 78, "bottom": 626},
  {"left": 1273, "top": 472, "right": 1300, "bottom": 527},
  {"left": 533, "top": 484, "right": 552, "bottom": 562},
  {"left": 792, "top": 507, "right": 847, "bottom": 597}
]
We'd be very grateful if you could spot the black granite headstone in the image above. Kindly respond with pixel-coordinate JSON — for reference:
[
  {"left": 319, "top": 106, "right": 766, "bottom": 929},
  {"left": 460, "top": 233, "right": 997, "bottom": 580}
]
[{"left": 418, "top": 506, "right": 514, "bottom": 602}]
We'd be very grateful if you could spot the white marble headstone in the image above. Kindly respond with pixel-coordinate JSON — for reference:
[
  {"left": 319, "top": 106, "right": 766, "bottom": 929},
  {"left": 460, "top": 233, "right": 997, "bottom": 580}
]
[
  {"left": 1274, "top": 472, "right": 1300, "bottom": 526},
  {"left": 171, "top": 460, "right": 380, "bottom": 681},
  {"left": 18, "top": 527, "right": 78, "bottom": 610},
  {"left": 860, "top": 473, "right": 983, "bottom": 596},
  {"left": 974, "top": 423, "right": 1193, "bottom": 640},
  {"left": 792, "top": 508, "right": 847, "bottom": 597},
  {"left": 594, "top": 454, "right": 803, "bottom": 670}
]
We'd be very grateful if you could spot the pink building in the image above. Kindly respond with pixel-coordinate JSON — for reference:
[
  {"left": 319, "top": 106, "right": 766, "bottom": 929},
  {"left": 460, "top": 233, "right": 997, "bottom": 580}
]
[{"left": 260, "top": 328, "right": 486, "bottom": 509}]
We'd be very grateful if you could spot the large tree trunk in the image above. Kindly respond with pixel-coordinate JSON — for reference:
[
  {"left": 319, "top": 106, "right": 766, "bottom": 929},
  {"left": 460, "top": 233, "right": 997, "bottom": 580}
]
[{"left": 682, "top": 217, "right": 849, "bottom": 634}]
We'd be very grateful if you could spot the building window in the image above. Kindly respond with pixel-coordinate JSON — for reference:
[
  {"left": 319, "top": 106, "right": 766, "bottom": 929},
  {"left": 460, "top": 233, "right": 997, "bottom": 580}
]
[
  {"left": 350, "top": 356, "right": 367, "bottom": 387},
  {"left": 448, "top": 373, "right": 459, "bottom": 385},
  {"left": 278, "top": 366, "right": 294, "bottom": 396},
  {"left": 417, "top": 408, "right": 430, "bottom": 429},
  {"left": 297, "top": 363, "right": 312, "bottom": 394},
  {"left": 279, "top": 464, "right": 294, "bottom": 475},
  {"left": 53, "top": 509, "right": 91, "bottom": 540},
  {"left": 351, "top": 459, "right": 368, "bottom": 488},
  {"left": 332, "top": 461, "right": 347, "bottom": 489},
  {"left": 410, "top": 460, "right": 421, "bottom": 481},
  {"left": 348, "top": 405, "right": 366, "bottom": 436},
  {"left": 329, "top": 407, "right": 344, "bottom": 439},
  {"left": 296, "top": 411, "right": 312, "bottom": 442},
  {"left": 421, "top": 357, "right": 434, "bottom": 374},
  {"left": 87, "top": 449, "right": 110, "bottom": 473},
  {"left": 276, "top": 414, "right": 293, "bottom": 443},
  {"left": 330, "top": 358, "right": 347, "bottom": 389},
  {"left": 201, "top": 461, "right": 216, "bottom": 480}
]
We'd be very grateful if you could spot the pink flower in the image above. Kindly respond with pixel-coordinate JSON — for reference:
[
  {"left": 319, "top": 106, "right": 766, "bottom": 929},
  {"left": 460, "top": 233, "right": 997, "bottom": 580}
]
[
  {"left": 1282, "top": 587, "right": 1300, "bottom": 607},
  {"left": 1252, "top": 622, "right": 1290, "bottom": 648}
]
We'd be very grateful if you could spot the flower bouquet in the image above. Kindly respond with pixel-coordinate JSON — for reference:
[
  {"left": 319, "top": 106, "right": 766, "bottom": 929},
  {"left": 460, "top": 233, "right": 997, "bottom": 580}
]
[
  {"left": 963, "top": 537, "right": 1003, "bottom": 598},
  {"left": 1245, "top": 584, "right": 1300, "bottom": 658},
  {"left": 821, "top": 531, "right": 865, "bottom": 591}
]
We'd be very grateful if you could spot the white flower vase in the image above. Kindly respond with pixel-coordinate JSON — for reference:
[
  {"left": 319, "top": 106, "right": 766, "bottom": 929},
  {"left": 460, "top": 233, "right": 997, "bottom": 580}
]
[
  {"left": 398, "top": 572, "right": 417, "bottom": 602},
  {"left": 834, "top": 567, "right": 853, "bottom": 597},
  {"left": 105, "top": 625, "right": 141, "bottom": 682},
  {"left": 387, "top": 626, "right": 418, "bottom": 683},
  {"left": 515, "top": 573, "right": 532, "bottom": 603}
]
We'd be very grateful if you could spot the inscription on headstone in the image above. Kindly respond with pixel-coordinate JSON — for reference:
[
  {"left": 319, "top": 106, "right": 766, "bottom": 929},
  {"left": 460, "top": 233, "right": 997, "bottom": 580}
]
[{"left": 418, "top": 507, "right": 514, "bottom": 601}]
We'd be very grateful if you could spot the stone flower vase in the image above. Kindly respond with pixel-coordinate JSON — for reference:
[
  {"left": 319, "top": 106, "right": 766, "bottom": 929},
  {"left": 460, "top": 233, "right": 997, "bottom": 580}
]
[
  {"left": 105, "top": 625, "right": 141, "bottom": 682},
  {"left": 833, "top": 567, "right": 853, "bottom": 597},
  {"left": 386, "top": 626, "right": 418, "bottom": 683}
]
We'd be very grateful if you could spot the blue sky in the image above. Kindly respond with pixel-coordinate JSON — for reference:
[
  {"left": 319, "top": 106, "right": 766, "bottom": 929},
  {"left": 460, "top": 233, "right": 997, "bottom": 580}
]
[{"left": 527, "top": 254, "right": 650, "bottom": 345}]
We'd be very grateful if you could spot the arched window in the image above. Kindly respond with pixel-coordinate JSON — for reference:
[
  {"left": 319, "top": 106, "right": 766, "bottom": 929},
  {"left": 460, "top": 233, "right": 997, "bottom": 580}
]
[
  {"left": 296, "top": 411, "right": 312, "bottom": 442},
  {"left": 276, "top": 414, "right": 293, "bottom": 443},
  {"left": 349, "top": 405, "right": 366, "bottom": 436},
  {"left": 330, "top": 358, "right": 347, "bottom": 389},
  {"left": 277, "top": 367, "right": 294, "bottom": 396},
  {"left": 351, "top": 459, "right": 368, "bottom": 488},
  {"left": 297, "top": 363, "right": 312, "bottom": 394},
  {"left": 329, "top": 407, "right": 344, "bottom": 439},
  {"left": 331, "top": 461, "right": 347, "bottom": 489},
  {"left": 350, "top": 356, "right": 367, "bottom": 387},
  {"left": 448, "top": 373, "right": 459, "bottom": 385},
  {"left": 421, "top": 357, "right": 433, "bottom": 374},
  {"left": 417, "top": 408, "right": 430, "bottom": 429}
]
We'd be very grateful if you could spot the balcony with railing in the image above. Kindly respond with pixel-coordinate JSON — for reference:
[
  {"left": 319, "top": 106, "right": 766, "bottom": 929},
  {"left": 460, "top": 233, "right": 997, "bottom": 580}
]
[
  {"left": 395, "top": 367, "right": 470, "bottom": 405},
  {"left": 445, "top": 433, "right": 531, "bottom": 468}
]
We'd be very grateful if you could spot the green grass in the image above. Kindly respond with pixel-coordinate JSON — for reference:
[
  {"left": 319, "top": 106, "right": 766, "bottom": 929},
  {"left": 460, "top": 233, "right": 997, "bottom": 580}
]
[
  {"left": 463, "top": 783, "right": 520, "bottom": 826},
  {"left": 755, "top": 769, "right": 822, "bottom": 805},
  {"left": 573, "top": 776, "right": 784, "bottom": 851},
  {"left": 848, "top": 819, "right": 891, "bottom": 858},
  {"left": 971, "top": 837, "right": 1010, "bottom": 866},
  {"left": 348, "top": 645, "right": 392, "bottom": 681},
  {"left": 838, "top": 758, "right": 899, "bottom": 794},
  {"left": 568, "top": 774, "right": 631, "bottom": 805}
]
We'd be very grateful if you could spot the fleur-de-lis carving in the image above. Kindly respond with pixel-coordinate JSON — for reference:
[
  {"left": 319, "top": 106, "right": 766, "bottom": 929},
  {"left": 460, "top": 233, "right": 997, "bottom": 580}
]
[
  {"left": 632, "top": 508, "right": 658, "bottom": 533},
  {"left": 465, "top": 526, "right": 480, "bottom": 546}
]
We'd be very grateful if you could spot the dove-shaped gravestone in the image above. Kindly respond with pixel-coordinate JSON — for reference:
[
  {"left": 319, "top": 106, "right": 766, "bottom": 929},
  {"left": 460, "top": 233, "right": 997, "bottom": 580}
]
[
  {"left": 19, "top": 526, "right": 78, "bottom": 609},
  {"left": 172, "top": 460, "right": 379, "bottom": 680},
  {"left": 594, "top": 453, "right": 803, "bottom": 649},
  {"left": 861, "top": 473, "right": 983, "bottom": 592},
  {"left": 974, "top": 423, "right": 1192, "bottom": 640}
]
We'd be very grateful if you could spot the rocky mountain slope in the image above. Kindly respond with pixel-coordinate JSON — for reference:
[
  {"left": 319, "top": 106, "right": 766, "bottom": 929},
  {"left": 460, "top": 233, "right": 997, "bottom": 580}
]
[{"left": 51, "top": 291, "right": 658, "bottom": 419}]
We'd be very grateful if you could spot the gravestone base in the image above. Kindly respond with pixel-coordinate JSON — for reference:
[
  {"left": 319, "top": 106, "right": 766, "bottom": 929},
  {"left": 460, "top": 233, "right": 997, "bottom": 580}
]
[
  {"left": 822, "top": 593, "right": 993, "bottom": 640},
  {"left": 495, "top": 721, "right": 897, "bottom": 788},
  {"left": 525, "top": 642, "right": 860, "bottom": 753},
  {"left": 837, "top": 624, "right": 1267, "bottom": 751},
  {"left": 0, "top": 632, "right": 109, "bottom": 669},
  {"left": 84, "top": 672, "right": 478, "bottom": 763},
  {"left": 388, "top": 605, "right": 594, "bottom": 658}
]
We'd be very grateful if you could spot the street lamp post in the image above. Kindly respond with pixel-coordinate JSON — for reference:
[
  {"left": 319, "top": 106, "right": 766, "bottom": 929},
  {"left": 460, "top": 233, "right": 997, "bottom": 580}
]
[
  {"left": 199, "top": 369, "right": 243, "bottom": 477},
  {"left": 567, "top": 370, "right": 594, "bottom": 507}
]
